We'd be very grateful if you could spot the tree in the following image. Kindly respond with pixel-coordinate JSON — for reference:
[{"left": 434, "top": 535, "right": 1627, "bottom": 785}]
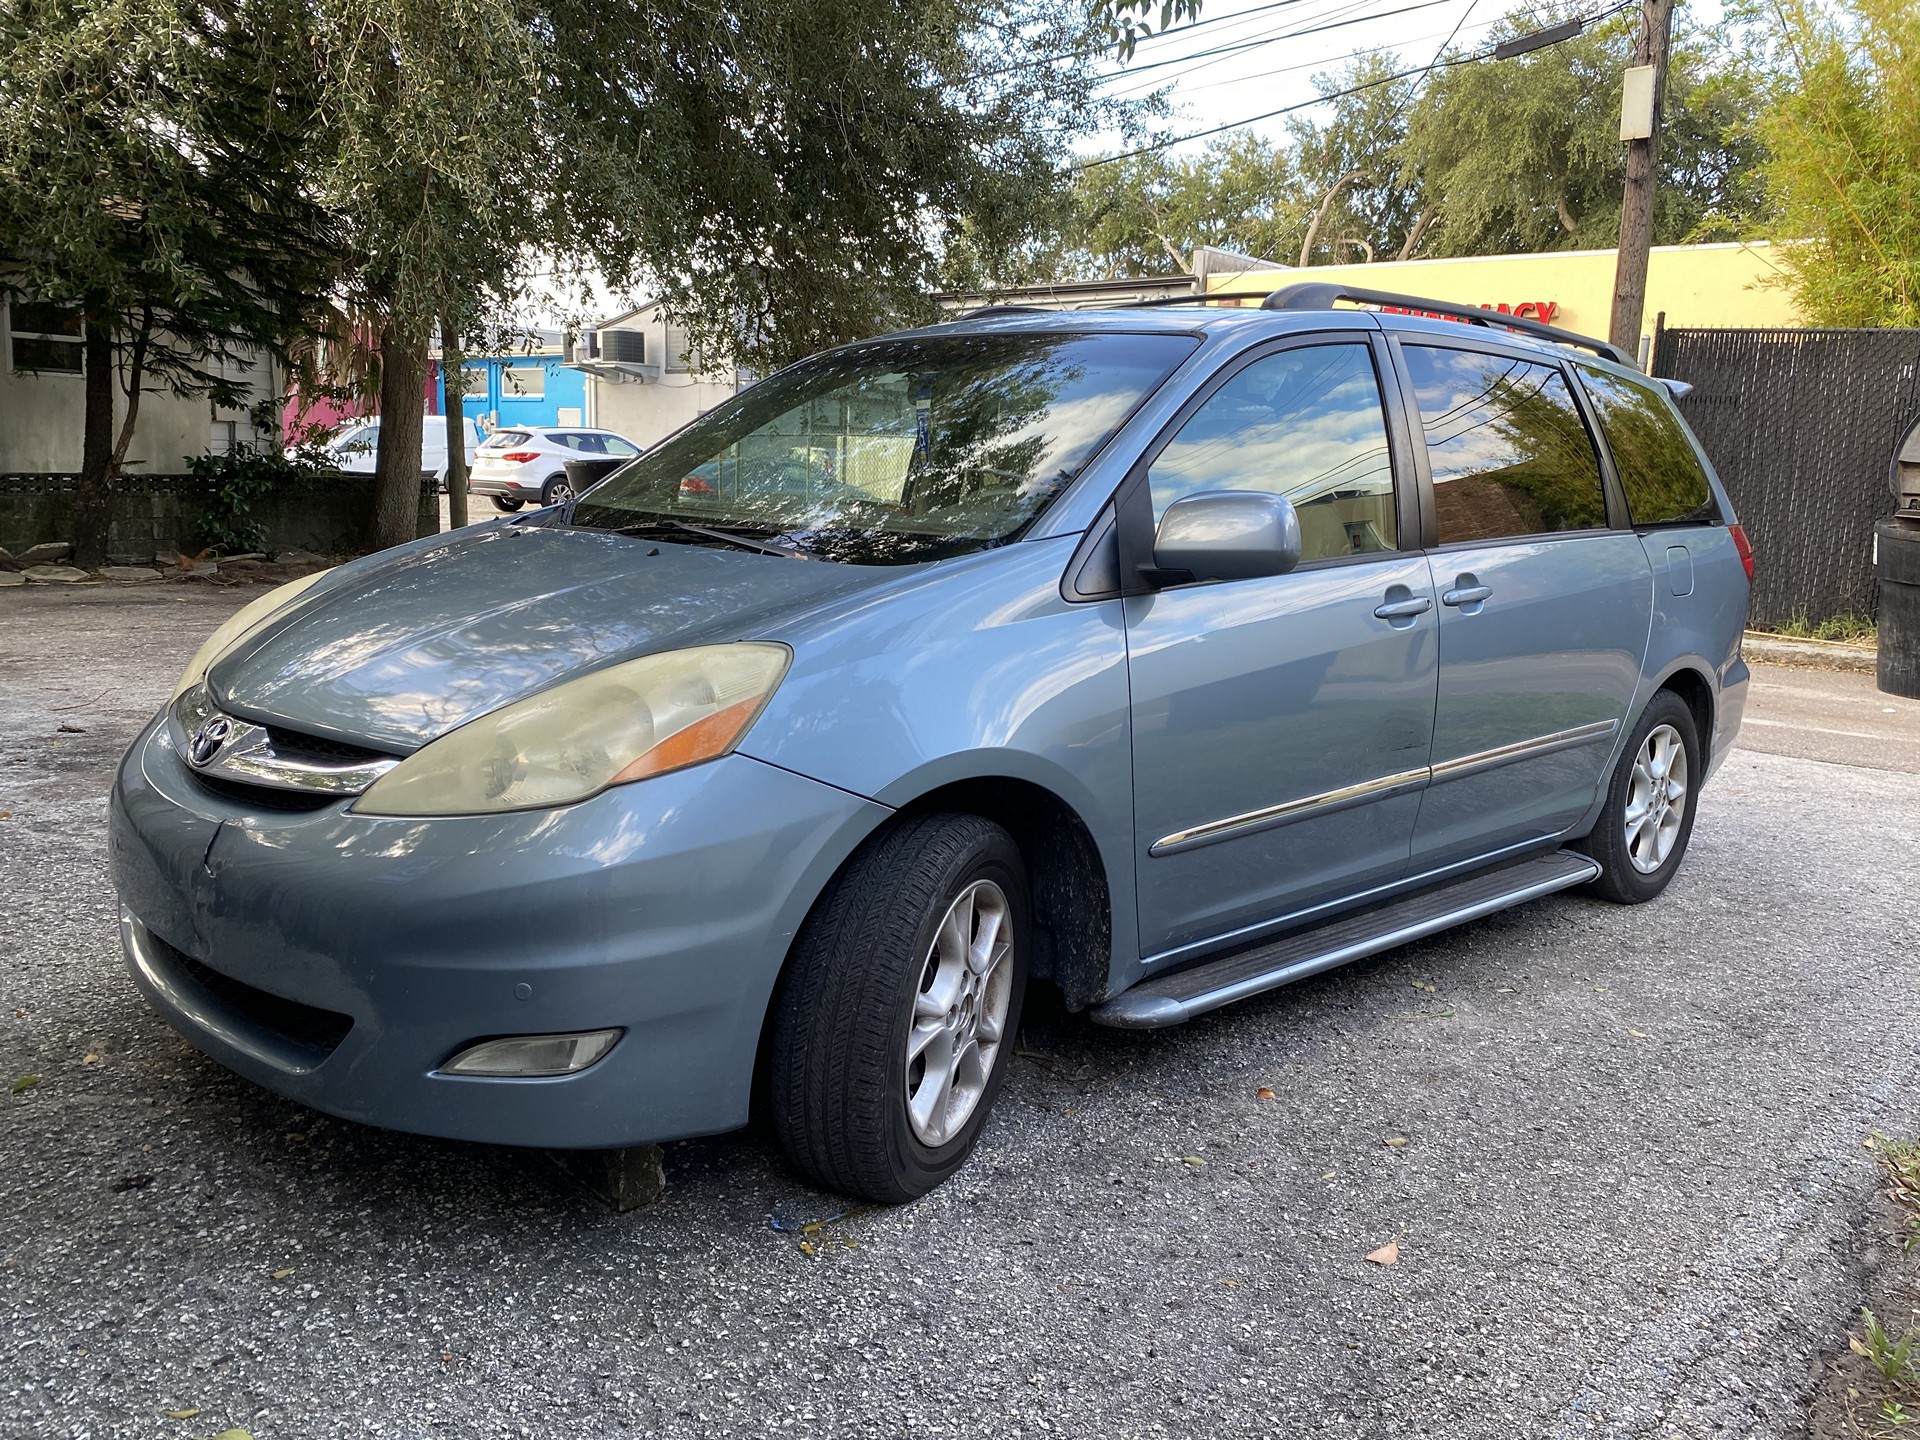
[
  {"left": 1287, "top": 55, "right": 1426, "bottom": 264},
  {"left": 0, "top": 0, "right": 339, "bottom": 566},
  {"left": 1402, "top": 10, "right": 1768, "bottom": 257},
  {"left": 1754, "top": 0, "right": 1920, "bottom": 325},
  {"left": 1048, "top": 134, "right": 1308, "bottom": 279},
  {"left": 308, "top": 0, "right": 1198, "bottom": 550}
]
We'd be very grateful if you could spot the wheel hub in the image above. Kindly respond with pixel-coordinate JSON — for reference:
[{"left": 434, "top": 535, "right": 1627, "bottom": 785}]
[{"left": 904, "top": 879, "right": 1014, "bottom": 1148}]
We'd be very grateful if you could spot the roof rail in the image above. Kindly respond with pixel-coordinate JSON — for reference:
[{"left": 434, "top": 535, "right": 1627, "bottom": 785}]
[
  {"left": 1260, "top": 281, "right": 1633, "bottom": 366},
  {"left": 959, "top": 304, "right": 1050, "bottom": 319}
]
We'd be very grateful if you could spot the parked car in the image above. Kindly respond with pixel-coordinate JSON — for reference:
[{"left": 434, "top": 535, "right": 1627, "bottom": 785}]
[
  {"left": 112, "top": 287, "right": 1752, "bottom": 1203},
  {"left": 301, "top": 416, "right": 478, "bottom": 491},
  {"left": 469, "top": 427, "right": 644, "bottom": 511}
]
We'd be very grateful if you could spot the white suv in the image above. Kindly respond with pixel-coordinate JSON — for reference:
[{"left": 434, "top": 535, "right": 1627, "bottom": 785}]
[{"left": 469, "top": 427, "right": 644, "bottom": 511}]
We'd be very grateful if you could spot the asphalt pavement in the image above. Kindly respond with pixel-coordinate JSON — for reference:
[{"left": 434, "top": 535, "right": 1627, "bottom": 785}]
[{"left": 3, "top": 584, "right": 1918, "bottom": 1439}]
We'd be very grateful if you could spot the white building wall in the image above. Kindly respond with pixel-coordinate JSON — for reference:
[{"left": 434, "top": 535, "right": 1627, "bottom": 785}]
[
  {"left": 0, "top": 299, "right": 278, "bottom": 472},
  {"left": 576, "top": 301, "right": 742, "bottom": 450}
]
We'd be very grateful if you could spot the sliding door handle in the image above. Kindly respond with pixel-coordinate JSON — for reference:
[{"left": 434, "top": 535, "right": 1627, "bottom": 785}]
[{"left": 1442, "top": 584, "right": 1493, "bottom": 607}]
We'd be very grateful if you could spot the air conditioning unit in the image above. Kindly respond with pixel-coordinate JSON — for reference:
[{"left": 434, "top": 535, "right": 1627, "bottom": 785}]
[{"left": 599, "top": 328, "right": 646, "bottom": 364}]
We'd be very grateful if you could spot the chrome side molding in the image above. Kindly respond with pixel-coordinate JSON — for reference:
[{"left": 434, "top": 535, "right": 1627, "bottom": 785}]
[{"left": 1149, "top": 718, "right": 1619, "bottom": 857}]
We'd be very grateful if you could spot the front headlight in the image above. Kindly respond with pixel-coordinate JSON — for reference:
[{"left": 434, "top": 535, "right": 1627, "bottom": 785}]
[
  {"left": 353, "top": 642, "right": 791, "bottom": 817},
  {"left": 172, "top": 567, "right": 336, "bottom": 699}
]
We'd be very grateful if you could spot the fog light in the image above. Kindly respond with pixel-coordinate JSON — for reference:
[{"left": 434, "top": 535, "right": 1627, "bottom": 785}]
[{"left": 439, "top": 1029, "right": 621, "bottom": 1077}]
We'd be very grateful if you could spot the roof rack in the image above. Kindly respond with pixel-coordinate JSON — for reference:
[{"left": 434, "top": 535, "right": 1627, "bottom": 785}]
[{"left": 1260, "top": 281, "right": 1633, "bottom": 365}]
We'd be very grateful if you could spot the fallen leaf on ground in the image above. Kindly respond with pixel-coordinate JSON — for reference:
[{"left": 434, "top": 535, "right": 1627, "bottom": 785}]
[
  {"left": 11, "top": 1075, "right": 40, "bottom": 1094},
  {"left": 1383, "top": 1135, "right": 1408, "bottom": 1148},
  {"left": 270, "top": 1267, "right": 295, "bottom": 1281},
  {"left": 1365, "top": 1241, "right": 1400, "bottom": 1266},
  {"left": 82, "top": 1054, "right": 99, "bottom": 1065},
  {"left": 1849, "top": 1335, "right": 1870, "bottom": 1357},
  {"left": 1320, "top": 1170, "right": 1337, "bottom": 1181},
  {"left": 1410, "top": 980, "right": 1435, "bottom": 993},
  {"left": 211, "top": 1431, "right": 254, "bottom": 1440},
  {"left": 1181, "top": 1155, "right": 1206, "bottom": 1167},
  {"left": 796, "top": 1240, "right": 816, "bottom": 1257},
  {"left": 1627, "top": 1029, "right": 1649, "bottom": 1039},
  {"left": 163, "top": 1409, "right": 201, "bottom": 1420},
  {"left": 1255, "top": 1087, "right": 1276, "bottom": 1100}
]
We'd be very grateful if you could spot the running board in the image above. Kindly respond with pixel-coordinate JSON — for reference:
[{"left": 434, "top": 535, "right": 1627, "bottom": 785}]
[{"left": 1090, "top": 851, "right": 1601, "bottom": 1030}]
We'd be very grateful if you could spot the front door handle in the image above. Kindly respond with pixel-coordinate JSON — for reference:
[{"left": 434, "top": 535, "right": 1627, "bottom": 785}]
[
  {"left": 1373, "top": 595, "right": 1433, "bottom": 620},
  {"left": 1442, "top": 583, "right": 1493, "bottom": 608}
]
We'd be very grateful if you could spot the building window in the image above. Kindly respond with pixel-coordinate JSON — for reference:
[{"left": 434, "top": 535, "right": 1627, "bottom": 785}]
[
  {"left": 664, "top": 322, "right": 701, "bottom": 374},
  {"left": 10, "top": 300, "right": 84, "bottom": 374},
  {"left": 461, "top": 365, "right": 489, "bottom": 399},
  {"left": 502, "top": 362, "right": 545, "bottom": 399}
]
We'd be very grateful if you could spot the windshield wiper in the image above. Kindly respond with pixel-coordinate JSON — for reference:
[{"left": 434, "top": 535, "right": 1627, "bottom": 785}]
[{"left": 609, "top": 518, "right": 811, "bottom": 560}]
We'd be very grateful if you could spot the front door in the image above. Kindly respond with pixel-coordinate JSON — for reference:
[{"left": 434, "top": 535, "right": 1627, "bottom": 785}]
[
  {"left": 1126, "top": 337, "right": 1439, "bottom": 964},
  {"left": 1393, "top": 339, "right": 1654, "bottom": 871}
]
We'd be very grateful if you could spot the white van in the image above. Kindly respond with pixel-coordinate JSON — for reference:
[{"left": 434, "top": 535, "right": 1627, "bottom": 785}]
[{"left": 312, "top": 416, "right": 479, "bottom": 489}]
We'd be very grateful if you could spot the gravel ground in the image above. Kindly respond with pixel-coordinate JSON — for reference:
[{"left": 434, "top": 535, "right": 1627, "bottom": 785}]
[{"left": 3, "top": 585, "right": 1918, "bottom": 1439}]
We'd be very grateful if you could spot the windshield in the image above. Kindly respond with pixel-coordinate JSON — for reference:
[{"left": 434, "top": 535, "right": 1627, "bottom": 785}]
[{"left": 568, "top": 331, "right": 1198, "bottom": 564}]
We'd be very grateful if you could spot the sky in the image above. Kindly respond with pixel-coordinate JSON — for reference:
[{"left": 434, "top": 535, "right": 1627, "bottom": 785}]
[{"left": 1077, "top": 0, "right": 1726, "bottom": 162}]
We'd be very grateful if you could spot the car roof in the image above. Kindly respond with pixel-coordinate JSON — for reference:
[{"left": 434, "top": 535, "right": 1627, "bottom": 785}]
[{"left": 906, "top": 295, "right": 1618, "bottom": 370}]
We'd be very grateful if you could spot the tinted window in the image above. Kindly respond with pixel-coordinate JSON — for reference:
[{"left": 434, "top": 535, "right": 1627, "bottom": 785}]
[
  {"left": 571, "top": 332, "right": 1198, "bottom": 565},
  {"left": 1576, "top": 364, "right": 1717, "bottom": 526},
  {"left": 1148, "top": 343, "right": 1397, "bottom": 561},
  {"left": 1404, "top": 345, "right": 1607, "bottom": 544}
]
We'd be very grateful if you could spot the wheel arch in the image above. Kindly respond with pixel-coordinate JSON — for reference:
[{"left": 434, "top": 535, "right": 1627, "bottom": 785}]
[{"left": 1650, "top": 659, "right": 1716, "bottom": 756}]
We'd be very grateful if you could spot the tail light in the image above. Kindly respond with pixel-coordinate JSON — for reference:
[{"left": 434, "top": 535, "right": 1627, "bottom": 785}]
[
  {"left": 501, "top": 451, "right": 541, "bottom": 463},
  {"left": 1728, "top": 523, "right": 1755, "bottom": 583}
]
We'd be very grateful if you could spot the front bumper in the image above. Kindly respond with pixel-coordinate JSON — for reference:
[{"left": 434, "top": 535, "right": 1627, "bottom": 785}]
[{"left": 109, "top": 713, "right": 888, "bottom": 1148}]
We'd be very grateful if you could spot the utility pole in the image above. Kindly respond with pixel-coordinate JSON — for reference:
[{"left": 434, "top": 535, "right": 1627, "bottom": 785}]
[{"left": 1608, "top": 0, "right": 1675, "bottom": 363}]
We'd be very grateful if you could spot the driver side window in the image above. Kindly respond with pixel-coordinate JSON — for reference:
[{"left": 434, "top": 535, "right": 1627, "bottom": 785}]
[{"left": 1148, "top": 342, "right": 1398, "bottom": 562}]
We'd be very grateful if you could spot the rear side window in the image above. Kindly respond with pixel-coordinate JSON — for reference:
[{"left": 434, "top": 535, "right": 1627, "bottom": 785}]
[
  {"left": 1576, "top": 364, "right": 1718, "bottom": 526},
  {"left": 1403, "top": 344, "right": 1608, "bottom": 544}
]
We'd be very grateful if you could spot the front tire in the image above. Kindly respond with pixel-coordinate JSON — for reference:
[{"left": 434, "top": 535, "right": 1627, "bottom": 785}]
[
  {"left": 1578, "top": 690, "right": 1701, "bottom": 904},
  {"left": 491, "top": 495, "right": 524, "bottom": 512},
  {"left": 769, "top": 813, "right": 1028, "bottom": 1203}
]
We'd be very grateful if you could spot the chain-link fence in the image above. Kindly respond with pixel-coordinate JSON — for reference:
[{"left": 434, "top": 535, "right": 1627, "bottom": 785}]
[{"left": 1651, "top": 326, "right": 1920, "bottom": 627}]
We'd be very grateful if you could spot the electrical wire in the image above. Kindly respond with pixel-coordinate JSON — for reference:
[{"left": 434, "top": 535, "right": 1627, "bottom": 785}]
[{"left": 1074, "top": 0, "right": 1633, "bottom": 169}]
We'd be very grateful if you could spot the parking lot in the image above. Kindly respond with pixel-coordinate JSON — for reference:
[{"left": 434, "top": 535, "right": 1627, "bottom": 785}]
[{"left": 4, "top": 582, "right": 1918, "bottom": 1439}]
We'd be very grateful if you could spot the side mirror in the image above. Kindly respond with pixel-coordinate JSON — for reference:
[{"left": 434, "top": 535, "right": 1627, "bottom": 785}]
[{"left": 1151, "top": 490, "right": 1302, "bottom": 584}]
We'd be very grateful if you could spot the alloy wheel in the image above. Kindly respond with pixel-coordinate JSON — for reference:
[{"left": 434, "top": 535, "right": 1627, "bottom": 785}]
[
  {"left": 904, "top": 879, "right": 1014, "bottom": 1147},
  {"left": 1624, "top": 722, "right": 1689, "bottom": 874}
]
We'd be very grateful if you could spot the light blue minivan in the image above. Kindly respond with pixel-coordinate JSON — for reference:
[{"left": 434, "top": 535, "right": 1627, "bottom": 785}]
[{"left": 111, "top": 285, "right": 1752, "bottom": 1202}]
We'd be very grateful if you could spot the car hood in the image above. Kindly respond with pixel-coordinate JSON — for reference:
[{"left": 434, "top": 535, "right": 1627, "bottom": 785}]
[{"left": 207, "top": 524, "right": 888, "bottom": 751}]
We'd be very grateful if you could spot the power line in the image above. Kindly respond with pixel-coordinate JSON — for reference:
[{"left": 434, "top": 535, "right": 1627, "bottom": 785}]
[
  {"left": 1098, "top": 0, "right": 1460, "bottom": 93},
  {"left": 984, "top": 0, "right": 1355, "bottom": 78},
  {"left": 1073, "top": 0, "right": 1633, "bottom": 169}
]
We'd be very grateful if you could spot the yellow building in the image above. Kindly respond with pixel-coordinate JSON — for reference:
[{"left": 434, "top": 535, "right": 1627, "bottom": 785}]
[{"left": 1205, "top": 241, "right": 1802, "bottom": 359}]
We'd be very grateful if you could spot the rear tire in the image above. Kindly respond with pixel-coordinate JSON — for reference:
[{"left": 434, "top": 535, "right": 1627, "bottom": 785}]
[
  {"left": 1577, "top": 689, "right": 1701, "bottom": 904},
  {"left": 541, "top": 475, "right": 572, "bottom": 507},
  {"left": 491, "top": 496, "right": 524, "bottom": 512},
  {"left": 769, "top": 813, "right": 1028, "bottom": 1203}
]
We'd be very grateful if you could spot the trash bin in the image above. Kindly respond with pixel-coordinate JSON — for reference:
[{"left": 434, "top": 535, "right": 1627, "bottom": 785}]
[
  {"left": 1878, "top": 415, "right": 1920, "bottom": 698},
  {"left": 564, "top": 457, "right": 626, "bottom": 495}
]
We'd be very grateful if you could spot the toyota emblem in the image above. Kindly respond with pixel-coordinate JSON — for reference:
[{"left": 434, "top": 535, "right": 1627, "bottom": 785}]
[{"left": 187, "top": 716, "right": 232, "bottom": 767}]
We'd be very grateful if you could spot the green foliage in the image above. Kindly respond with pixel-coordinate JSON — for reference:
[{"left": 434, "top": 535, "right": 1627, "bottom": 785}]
[
  {"left": 189, "top": 446, "right": 333, "bottom": 556},
  {"left": 1766, "top": 609, "right": 1879, "bottom": 643},
  {"left": 1039, "top": 134, "right": 1308, "bottom": 280},
  {"left": 1288, "top": 55, "right": 1427, "bottom": 263},
  {"left": 1754, "top": 0, "right": 1920, "bottom": 325},
  {"left": 1403, "top": 11, "right": 1769, "bottom": 257},
  {"left": 0, "top": 0, "right": 338, "bottom": 403}
]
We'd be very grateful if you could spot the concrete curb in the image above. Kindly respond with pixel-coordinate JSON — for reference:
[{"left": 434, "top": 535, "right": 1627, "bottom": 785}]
[{"left": 1744, "top": 631, "right": 1878, "bottom": 673}]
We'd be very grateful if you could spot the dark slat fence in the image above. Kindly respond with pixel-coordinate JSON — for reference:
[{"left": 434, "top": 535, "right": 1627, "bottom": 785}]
[{"left": 1652, "top": 326, "right": 1920, "bottom": 627}]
